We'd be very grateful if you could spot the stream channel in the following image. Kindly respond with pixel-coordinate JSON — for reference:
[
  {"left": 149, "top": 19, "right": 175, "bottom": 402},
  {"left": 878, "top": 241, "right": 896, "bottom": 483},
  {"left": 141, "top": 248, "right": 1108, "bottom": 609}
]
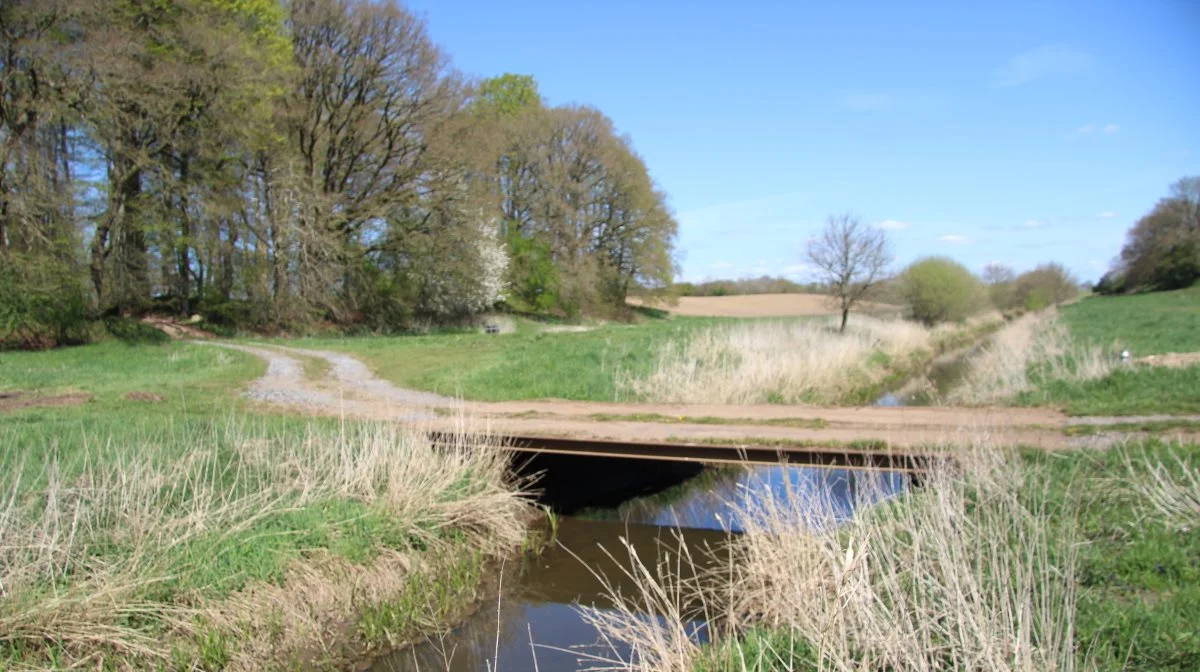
[{"left": 371, "top": 452, "right": 910, "bottom": 672}]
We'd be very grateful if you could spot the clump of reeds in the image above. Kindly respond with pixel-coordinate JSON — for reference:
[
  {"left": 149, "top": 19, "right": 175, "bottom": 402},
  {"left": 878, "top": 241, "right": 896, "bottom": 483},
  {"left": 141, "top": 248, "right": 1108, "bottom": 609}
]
[
  {"left": 581, "top": 439, "right": 1084, "bottom": 672},
  {"left": 0, "top": 418, "right": 529, "bottom": 668},
  {"left": 1122, "top": 442, "right": 1200, "bottom": 532},
  {"left": 947, "top": 310, "right": 1114, "bottom": 405},
  {"left": 620, "top": 316, "right": 934, "bottom": 405}
]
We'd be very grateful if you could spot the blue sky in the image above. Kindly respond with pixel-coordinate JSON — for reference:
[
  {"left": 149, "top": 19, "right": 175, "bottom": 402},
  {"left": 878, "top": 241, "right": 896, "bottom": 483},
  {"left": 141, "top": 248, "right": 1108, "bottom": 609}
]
[{"left": 407, "top": 0, "right": 1199, "bottom": 283}]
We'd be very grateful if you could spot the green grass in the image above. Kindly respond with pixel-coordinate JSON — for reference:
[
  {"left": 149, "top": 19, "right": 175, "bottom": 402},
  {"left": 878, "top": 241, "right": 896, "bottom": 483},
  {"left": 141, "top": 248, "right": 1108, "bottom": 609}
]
[
  {"left": 1027, "top": 441, "right": 1200, "bottom": 670},
  {"left": 0, "top": 339, "right": 263, "bottom": 416},
  {"left": 1017, "top": 286, "right": 1200, "bottom": 416},
  {"left": 1062, "top": 286, "right": 1200, "bottom": 355},
  {"left": 271, "top": 317, "right": 740, "bottom": 402},
  {"left": 1021, "top": 364, "right": 1200, "bottom": 416}
]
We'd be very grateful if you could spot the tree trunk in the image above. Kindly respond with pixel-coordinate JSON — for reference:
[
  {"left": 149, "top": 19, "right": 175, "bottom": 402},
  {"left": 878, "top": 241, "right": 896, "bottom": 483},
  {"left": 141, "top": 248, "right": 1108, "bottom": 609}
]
[{"left": 840, "top": 307, "right": 849, "bottom": 333}]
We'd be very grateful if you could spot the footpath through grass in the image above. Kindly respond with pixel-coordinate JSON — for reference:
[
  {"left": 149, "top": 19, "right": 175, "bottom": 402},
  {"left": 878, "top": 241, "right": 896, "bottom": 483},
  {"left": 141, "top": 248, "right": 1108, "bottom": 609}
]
[
  {"left": 0, "top": 341, "right": 531, "bottom": 669},
  {"left": 272, "top": 317, "right": 741, "bottom": 402},
  {"left": 1024, "top": 286, "right": 1200, "bottom": 416}
]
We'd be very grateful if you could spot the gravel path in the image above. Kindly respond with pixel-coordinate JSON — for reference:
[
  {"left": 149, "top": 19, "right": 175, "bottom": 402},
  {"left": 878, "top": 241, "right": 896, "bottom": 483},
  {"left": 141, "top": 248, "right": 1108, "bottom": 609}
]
[
  {"left": 270, "top": 345, "right": 453, "bottom": 406},
  {"left": 191, "top": 341, "right": 441, "bottom": 420}
]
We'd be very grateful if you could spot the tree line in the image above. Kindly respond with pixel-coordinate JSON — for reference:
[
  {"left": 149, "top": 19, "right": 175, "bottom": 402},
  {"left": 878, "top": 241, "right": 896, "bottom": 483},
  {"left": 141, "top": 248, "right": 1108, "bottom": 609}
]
[
  {"left": 802, "top": 214, "right": 1079, "bottom": 330},
  {"left": 1096, "top": 176, "right": 1199, "bottom": 294},
  {"left": 0, "top": 0, "right": 677, "bottom": 348}
]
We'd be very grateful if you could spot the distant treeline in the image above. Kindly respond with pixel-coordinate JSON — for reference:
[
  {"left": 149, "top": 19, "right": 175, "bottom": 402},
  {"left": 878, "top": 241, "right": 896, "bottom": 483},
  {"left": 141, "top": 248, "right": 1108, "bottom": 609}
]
[
  {"left": 0, "top": 1, "right": 676, "bottom": 349},
  {"left": 673, "top": 276, "right": 828, "bottom": 297},
  {"left": 1095, "top": 177, "right": 1199, "bottom": 295}
]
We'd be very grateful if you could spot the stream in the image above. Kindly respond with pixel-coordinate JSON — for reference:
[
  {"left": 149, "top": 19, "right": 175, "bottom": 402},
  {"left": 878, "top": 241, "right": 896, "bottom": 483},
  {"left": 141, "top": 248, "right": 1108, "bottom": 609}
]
[
  {"left": 371, "top": 462, "right": 909, "bottom": 672},
  {"left": 875, "top": 338, "right": 987, "bottom": 407}
]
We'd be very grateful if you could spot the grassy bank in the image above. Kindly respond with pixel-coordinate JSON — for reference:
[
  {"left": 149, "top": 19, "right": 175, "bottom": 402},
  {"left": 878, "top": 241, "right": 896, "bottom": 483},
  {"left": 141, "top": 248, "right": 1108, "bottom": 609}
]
[
  {"left": 583, "top": 439, "right": 1200, "bottom": 671},
  {"left": 946, "top": 287, "right": 1200, "bottom": 415},
  {"left": 0, "top": 343, "right": 533, "bottom": 669}
]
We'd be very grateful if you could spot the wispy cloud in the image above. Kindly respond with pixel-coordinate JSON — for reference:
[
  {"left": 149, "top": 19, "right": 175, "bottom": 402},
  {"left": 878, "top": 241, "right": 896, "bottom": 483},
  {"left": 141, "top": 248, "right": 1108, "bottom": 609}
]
[
  {"left": 939, "top": 234, "right": 971, "bottom": 244},
  {"left": 875, "top": 219, "right": 911, "bottom": 230},
  {"left": 710, "top": 261, "right": 733, "bottom": 270},
  {"left": 994, "top": 45, "right": 1092, "bottom": 87},
  {"left": 1022, "top": 219, "right": 1045, "bottom": 228},
  {"left": 1077, "top": 122, "right": 1119, "bottom": 136},
  {"left": 1098, "top": 211, "right": 1117, "bottom": 219}
]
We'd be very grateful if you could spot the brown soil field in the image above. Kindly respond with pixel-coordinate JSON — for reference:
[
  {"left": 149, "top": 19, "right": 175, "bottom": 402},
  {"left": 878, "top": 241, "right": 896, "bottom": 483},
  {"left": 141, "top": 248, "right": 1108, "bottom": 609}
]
[{"left": 629, "top": 294, "right": 900, "bottom": 318}]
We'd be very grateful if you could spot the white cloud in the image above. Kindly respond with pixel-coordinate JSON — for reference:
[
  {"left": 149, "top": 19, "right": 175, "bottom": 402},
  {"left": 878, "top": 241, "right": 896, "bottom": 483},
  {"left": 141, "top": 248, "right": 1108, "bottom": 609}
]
[
  {"left": 1076, "top": 124, "right": 1096, "bottom": 134},
  {"left": 876, "top": 219, "right": 911, "bottom": 230},
  {"left": 1023, "top": 219, "right": 1045, "bottom": 228},
  {"left": 994, "top": 45, "right": 1093, "bottom": 87},
  {"left": 1098, "top": 211, "right": 1117, "bottom": 219},
  {"left": 1103, "top": 123, "right": 1119, "bottom": 134},
  {"left": 710, "top": 261, "right": 733, "bottom": 269},
  {"left": 938, "top": 234, "right": 970, "bottom": 244}
]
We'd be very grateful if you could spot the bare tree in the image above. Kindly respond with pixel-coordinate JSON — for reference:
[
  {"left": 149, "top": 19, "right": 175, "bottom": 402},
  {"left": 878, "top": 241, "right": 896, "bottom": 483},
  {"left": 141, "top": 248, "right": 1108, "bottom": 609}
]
[{"left": 806, "top": 213, "right": 892, "bottom": 332}]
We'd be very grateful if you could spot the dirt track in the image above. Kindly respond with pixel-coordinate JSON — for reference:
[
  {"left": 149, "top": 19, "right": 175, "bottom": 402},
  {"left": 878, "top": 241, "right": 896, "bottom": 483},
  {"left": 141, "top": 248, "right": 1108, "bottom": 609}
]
[{"left": 197, "top": 341, "right": 1091, "bottom": 450}]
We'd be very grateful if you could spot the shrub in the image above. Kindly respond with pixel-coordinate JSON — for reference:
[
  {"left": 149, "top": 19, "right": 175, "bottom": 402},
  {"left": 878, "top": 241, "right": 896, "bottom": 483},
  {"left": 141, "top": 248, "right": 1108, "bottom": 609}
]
[
  {"left": 1152, "top": 239, "right": 1200, "bottom": 290},
  {"left": 900, "top": 257, "right": 985, "bottom": 325},
  {"left": 0, "top": 254, "right": 93, "bottom": 350},
  {"left": 1012, "top": 263, "right": 1078, "bottom": 310}
]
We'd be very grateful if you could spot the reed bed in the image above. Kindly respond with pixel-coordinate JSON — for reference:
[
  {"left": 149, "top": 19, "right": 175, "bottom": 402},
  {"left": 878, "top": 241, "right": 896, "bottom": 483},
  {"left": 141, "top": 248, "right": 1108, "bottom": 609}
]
[
  {"left": 947, "top": 311, "right": 1115, "bottom": 405},
  {"left": 619, "top": 316, "right": 935, "bottom": 405},
  {"left": 581, "top": 438, "right": 1087, "bottom": 671}
]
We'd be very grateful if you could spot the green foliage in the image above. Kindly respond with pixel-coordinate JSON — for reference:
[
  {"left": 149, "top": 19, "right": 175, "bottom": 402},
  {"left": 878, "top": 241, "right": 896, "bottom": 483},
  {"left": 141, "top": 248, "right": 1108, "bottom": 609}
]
[
  {"left": 1107, "top": 176, "right": 1200, "bottom": 293},
  {"left": 505, "top": 229, "right": 560, "bottom": 313},
  {"left": 0, "top": 254, "right": 92, "bottom": 350},
  {"left": 1012, "top": 262, "right": 1079, "bottom": 309},
  {"left": 1153, "top": 239, "right": 1200, "bottom": 291},
  {"left": 474, "top": 73, "right": 542, "bottom": 117},
  {"left": 900, "top": 257, "right": 985, "bottom": 325}
]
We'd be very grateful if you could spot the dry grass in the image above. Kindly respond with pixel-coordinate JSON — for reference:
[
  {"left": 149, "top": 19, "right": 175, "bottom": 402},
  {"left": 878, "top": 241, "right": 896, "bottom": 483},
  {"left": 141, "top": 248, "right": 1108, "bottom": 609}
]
[
  {"left": 619, "top": 316, "right": 933, "bottom": 405},
  {"left": 581, "top": 438, "right": 1084, "bottom": 672},
  {"left": 947, "top": 311, "right": 1115, "bottom": 405},
  {"left": 1123, "top": 444, "right": 1200, "bottom": 532},
  {"left": 0, "top": 418, "right": 530, "bottom": 668}
]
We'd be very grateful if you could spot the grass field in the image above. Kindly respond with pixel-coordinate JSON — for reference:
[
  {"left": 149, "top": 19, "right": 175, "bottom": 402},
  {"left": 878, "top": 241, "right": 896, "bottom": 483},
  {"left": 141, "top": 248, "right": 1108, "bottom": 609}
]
[
  {"left": 1062, "top": 285, "right": 1200, "bottom": 355},
  {"left": 0, "top": 343, "right": 531, "bottom": 669},
  {"left": 1028, "top": 287, "right": 1200, "bottom": 416}
]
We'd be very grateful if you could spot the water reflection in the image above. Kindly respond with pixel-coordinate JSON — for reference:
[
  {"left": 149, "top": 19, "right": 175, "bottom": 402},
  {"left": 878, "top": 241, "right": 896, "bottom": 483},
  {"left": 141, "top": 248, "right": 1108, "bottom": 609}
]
[{"left": 372, "top": 467, "right": 908, "bottom": 672}]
